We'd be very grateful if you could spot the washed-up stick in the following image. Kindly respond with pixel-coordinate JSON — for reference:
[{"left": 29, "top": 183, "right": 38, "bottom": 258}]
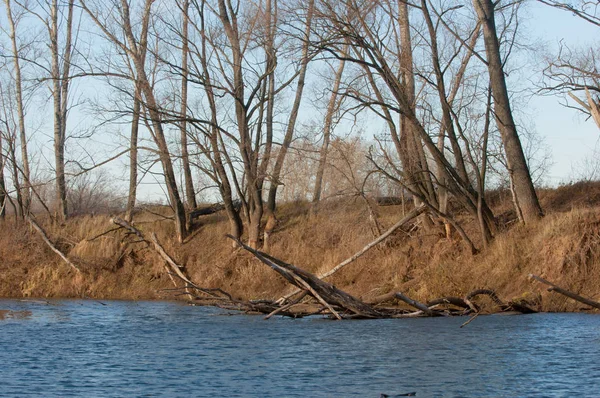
[
  {"left": 26, "top": 215, "right": 80, "bottom": 272},
  {"left": 264, "top": 291, "right": 308, "bottom": 320},
  {"left": 460, "top": 312, "right": 480, "bottom": 328},
  {"left": 277, "top": 205, "right": 426, "bottom": 303},
  {"left": 394, "top": 292, "right": 443, "bottom": 316},
  {"left": 529, "top": 274, "right": 600, "bottom": 310}
]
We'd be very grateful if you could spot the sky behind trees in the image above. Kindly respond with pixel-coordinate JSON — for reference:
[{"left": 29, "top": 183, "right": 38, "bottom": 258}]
[{"left": 1, "top": 0, "right": 598, "bottom": 206}]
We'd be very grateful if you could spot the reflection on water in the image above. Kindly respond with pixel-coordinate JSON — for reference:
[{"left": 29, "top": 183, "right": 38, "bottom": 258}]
[
  {"left": 1, "top": 299, "right": 599, "bottom": 397},
  {"left": 0, "top": 309, "right": 32, "bottom": 320}
]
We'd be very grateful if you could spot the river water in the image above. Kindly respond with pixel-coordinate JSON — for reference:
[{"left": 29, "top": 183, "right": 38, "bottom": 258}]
[{"left": 0, "top": 299, "right": 599, "bottom": 397}]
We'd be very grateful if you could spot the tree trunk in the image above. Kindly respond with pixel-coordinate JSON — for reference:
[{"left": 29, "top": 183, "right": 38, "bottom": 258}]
[
  {"left": 180, "top": 0, "right": 197, "bottom": 213},
  {"left": 473, "top": 0, "right": 543, "bottom": 222},
  {"left": 120, "top": 0, "right": 188, "bottom": 242},
  {"left": 4, "top": 0, "right": 31, "bottom": 213},
  {"left": 0, "top": 134, "right": 6, "bottom": 219},
  {"left": 50, "top": 0, "right": 73, "bottom": 220},
  {"left": 312, "top": 50, "right": 346, "bottom": 212},
  {"left": 195, "top": 0, "right": 243, "bottom": 245},
  {"left": 266, "top": 0, "right": 314, "bottom": 215},
  {"left": 7, "top": 138, "right": 23, "bottom": 218},
  {"left": 218, "top": 0, "right": 264, "bottom": 249},
  {"left": 125, "top": 86, "right": 141, "bottom": 222},
  {"left": 398, "top": 2, "right": 438, "bottom": 221}
]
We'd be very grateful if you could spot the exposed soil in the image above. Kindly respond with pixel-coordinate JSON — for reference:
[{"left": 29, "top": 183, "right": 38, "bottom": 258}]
[{"left": 1, "top": 182, "right": 600, "bottom": 313}]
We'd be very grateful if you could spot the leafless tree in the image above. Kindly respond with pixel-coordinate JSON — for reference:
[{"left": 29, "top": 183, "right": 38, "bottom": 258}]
[
  {"left": 80, "top": 0, "right": 189, "bottom": 242},
  {"left": 3, "top": 0, "right": 31, "bottom": 213},
  {"left": 538, "top": 0, "right": 600, "bottom": 129},
  {"left": 473, "top": 0, "right": 543, "bottom": 223},
  {"left": 312, "top": 51, "right": 346, "bottom": 212},
  {"left": 179, "top": 0, "right": 198, "bottom": 213}
]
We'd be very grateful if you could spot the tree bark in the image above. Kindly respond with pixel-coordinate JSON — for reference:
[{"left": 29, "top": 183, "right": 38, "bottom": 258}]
[
  {"left": 4, "top": 0, "right": 31, "bottom": 213},
  {"left": 266, "top": 0, "right": 314, "bottom": 215},
  {"left": 50, "top": 0, "right": 74, "bottom": 220},
  {"left": 473, "top": 0, "right": 543, "bottom": 222},
  {"left": 125, "top": 86, "right": 141, "bottom": 222},
  {"left": 180, "top": 0, "right": 197, "bottom": 213},
  {"left": 312, "top": 49, "right": 346, "bottom": 212}
]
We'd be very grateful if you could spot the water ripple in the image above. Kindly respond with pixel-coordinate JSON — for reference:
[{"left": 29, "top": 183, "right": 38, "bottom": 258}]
[{"left": 1, "top": 300, "right": 599, "bottom": 397}]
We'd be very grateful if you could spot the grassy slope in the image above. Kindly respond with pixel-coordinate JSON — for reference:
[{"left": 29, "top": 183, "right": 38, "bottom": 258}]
[{"left": 1, "top": 181, "right": 599, "bottom": 312}]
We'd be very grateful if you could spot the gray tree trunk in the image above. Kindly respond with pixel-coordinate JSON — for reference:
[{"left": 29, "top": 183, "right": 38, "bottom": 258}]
[
  {"left": 180, "top": 0, "right": 197, "bottom": 213},
  {"left": 125, "top": 87, "right": 141, "bottom": 222},
  {"left": 473, "top": 0, "right": 543, "bottom": 222},
  {"left": 50, "top": 0, "right": 74, "bottom": 220},
  {"left": 312, "top": 53, "right": 346, "bottom": 212},
  {"left": 266, "top": 0, "right": 314, "bottom": 215},
  {"left": 4, "top": 0, "right": 31, "bottom": 213}
]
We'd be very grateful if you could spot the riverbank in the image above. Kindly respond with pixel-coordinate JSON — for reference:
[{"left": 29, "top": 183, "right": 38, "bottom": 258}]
[{"left": 1, "top": 181, "right": 600, "bottom": 313}]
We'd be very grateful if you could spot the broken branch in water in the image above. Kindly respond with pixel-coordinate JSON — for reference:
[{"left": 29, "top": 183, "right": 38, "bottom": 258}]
[
  {"left": 276, "top": 205, "right": 426, "bottom": 304},
  {"left": 529, "top": 274, "right": 600, "bottom": 310}
]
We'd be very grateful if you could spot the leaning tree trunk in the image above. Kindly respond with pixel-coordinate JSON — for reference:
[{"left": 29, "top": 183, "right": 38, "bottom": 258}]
[
  {"left": 120, "top": 0, "right": 188, "bottom": 242},
  {"left": 473, "top": 0, "right": 543, "bottom": 222}
]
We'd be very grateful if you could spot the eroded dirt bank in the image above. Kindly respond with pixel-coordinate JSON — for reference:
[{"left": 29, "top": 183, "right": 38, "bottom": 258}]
[{"left": 1, "top": 182, "right": 600, "bottom": 313}]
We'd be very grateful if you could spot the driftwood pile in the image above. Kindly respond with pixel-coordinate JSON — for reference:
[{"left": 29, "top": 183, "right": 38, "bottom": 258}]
[
  {"left": 104, "top": 216, "right": 600, "bottom": 321},
  {"left": 23, "top": 208, "right": 600, "bottom": 321}
]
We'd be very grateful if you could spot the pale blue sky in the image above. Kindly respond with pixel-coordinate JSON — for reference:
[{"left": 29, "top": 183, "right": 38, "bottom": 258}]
[
  {"left": 2, "top": 1, "right": 598, "bottom": 203},
  {"left": 525, "top": 2, "right": 599, "bottom": 183}
]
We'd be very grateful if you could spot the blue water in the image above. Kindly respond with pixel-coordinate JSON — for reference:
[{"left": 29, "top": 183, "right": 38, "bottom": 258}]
[{"left": 0, "top": 300, "right": 599, "bottom": 397}]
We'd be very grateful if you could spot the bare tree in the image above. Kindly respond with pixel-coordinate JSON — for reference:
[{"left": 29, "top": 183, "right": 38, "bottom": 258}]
[
  {"left": 312, "top": 52, "right": 346, "bottom": 212},
  {"left": 538, "top": 0, "right": 600, "bottom": 130},
  {"left": 81, "top": 0, "right": 189, "bottom": 242},
  {"left": 3, "top": 0, "right": 31, "bottom": 213},
  {"left": 312, "top": 0, "right": 498, "bottom": 248},
  {"left": 473, "top": 0, "right": 543, "bottom": 222},
  {"left": 180, "top": 0, "right": 197, "bottom": 213},
  {"left": 266, "top": 0, "right": 315, "bottom": 215}
]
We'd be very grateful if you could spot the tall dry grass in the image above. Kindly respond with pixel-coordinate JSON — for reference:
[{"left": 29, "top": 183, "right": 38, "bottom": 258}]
[{"left": 1, "top": 183, "right": 600, "bottom": 312}]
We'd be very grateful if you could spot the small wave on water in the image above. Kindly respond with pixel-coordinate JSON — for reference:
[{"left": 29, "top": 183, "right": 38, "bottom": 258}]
[
  {"left": 1, "top": 299, "right": 600, "bottom": 397},
  {"left": 0, "top": 309, "right": 32, "bottom": 320}
]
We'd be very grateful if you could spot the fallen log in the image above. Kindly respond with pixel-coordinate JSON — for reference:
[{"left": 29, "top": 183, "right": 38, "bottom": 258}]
[
  {"left": 230, "top": 235, "right": 383, "bottom": 319},
  {"left": 394, "top": 292, "right": 443, "bottom": 316},
  {"left": 529, "top": 274, "right": 600, "bottom": 310},
  {"left": 189, "top": 200, "right": 241, "bottom": 220},
  {"left": 277, "top": 205, "right": 426, "bottom": 303},
  {"left": 465, "top": 288, "right": 536, "bottom": 314},
  {"left": 426, "top": 297, "right": 472, "bottom": 310}
]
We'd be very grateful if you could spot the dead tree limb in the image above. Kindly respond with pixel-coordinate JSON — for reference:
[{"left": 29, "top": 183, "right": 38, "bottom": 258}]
[
  {"left": 264, "top": 291, "right": 308, "bottom": 320},
  {"left": 466, "top": 288, "right": 536, "bottom": 314},
  {"left": 111, "top": 217, "right": 230, "bottom": 300},
  {"left": 529, "top": 274, "right": 600, "bottom": 310},
  {"left": 230, "top": 235, "right": 383, "bottom": 319},
  {"left": 394, "top": 292, "right": 443, "bottom": 316},
  {"left": 277, "top": 205, "right": 426, "bottom": 303},
  {"left": 26, "top": 215, "right": 80, "bottom": 272}
]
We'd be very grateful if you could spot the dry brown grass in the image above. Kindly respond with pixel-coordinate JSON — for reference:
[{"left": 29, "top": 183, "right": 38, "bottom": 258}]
[{"left": 1, "top": 183, "right": 600, "bottom": 312}]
